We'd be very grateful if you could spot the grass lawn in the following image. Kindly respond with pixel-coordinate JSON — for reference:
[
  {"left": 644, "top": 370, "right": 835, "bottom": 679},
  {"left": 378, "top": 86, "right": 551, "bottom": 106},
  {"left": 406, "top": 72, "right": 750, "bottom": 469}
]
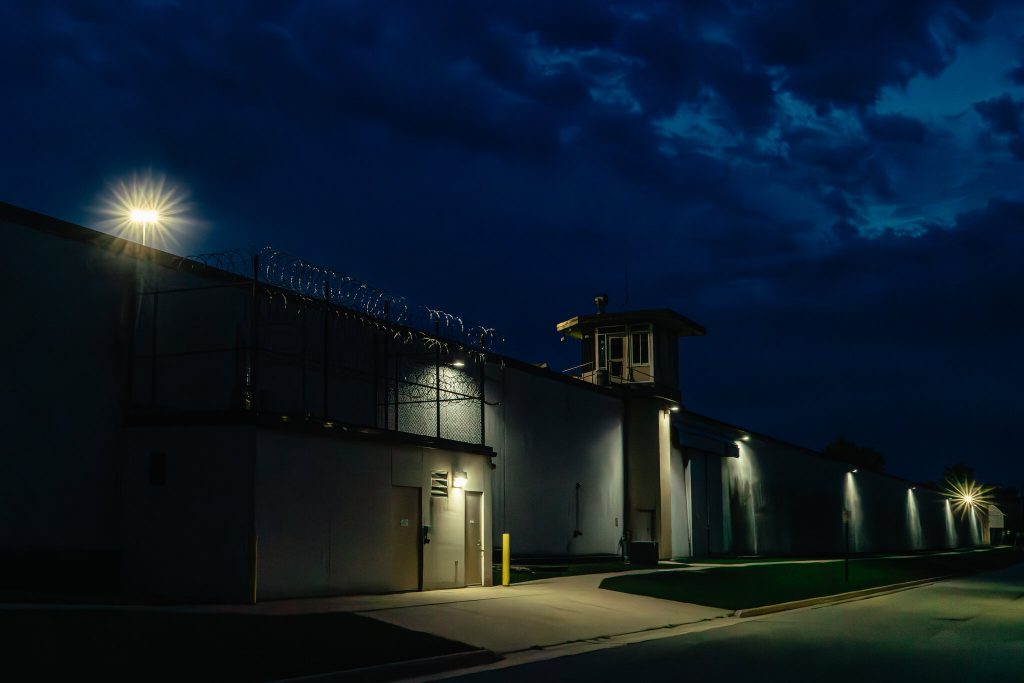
[
  {"left": 600, "top": 547, "right": 1021, "bottom": 610},
  {"left": 675, "top": 556, "right": 834, "bottom": 565},
  {"left": 0, "top": 608, "right": 475, "bottom": 681}
]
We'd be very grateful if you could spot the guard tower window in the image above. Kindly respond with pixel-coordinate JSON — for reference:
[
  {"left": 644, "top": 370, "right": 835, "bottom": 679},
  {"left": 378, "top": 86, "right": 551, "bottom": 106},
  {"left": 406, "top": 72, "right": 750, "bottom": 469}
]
[{"left": 631, "top": 329, "right": 650, "bottom": 365}]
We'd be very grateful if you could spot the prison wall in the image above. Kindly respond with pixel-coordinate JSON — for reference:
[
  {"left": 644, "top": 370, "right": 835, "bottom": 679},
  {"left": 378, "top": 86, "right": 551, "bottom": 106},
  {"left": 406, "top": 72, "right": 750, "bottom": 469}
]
[
  {"left": 121, "top": 424, "right": 256, "bottom": 602},
  {"left": 486, "top": 363, "right": 624, "bottom": 556},
  {"left": 0, "top": 206, "right": 223, "bottom": 590},
  {"left": 254, "top": 429, "right": 493, "bottom": 599},
  {"left": 679, "top": 413, "right": 983, "bottom": 557},
  {"left": 1, "top": 217, "right": 133, "bottom": 573}
]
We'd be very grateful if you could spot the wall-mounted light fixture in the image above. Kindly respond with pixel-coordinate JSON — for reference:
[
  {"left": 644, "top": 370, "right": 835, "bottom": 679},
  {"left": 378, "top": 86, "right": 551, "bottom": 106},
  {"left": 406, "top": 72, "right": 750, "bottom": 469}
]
[
  {"left": 453, "top": 471, "right": 468, "bottom": 488},
  {"left": 740, "top": 434, "right": 751, "bottom": 442},
  {"left": 850, "top": 468, "right": 858, "bottom": 474}
]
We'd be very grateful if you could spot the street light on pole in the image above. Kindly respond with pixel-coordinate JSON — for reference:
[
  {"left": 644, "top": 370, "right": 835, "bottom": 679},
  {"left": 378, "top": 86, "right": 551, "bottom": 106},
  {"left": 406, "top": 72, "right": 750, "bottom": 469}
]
[{"left": 96, "top": 170, "right": 190, "bottom": 250}]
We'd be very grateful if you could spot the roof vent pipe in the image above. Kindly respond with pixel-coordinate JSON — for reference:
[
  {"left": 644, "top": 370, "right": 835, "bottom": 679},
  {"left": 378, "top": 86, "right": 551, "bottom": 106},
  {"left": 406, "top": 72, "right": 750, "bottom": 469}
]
[{"left": 594, "top": 293, "right": 608, "bottom": 314}]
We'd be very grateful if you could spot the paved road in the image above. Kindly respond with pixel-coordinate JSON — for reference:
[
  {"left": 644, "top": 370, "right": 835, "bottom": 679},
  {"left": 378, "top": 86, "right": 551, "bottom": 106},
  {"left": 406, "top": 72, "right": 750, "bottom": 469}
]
[{"left": 451, "top": 561, "right": 1024, "bottom": 682}]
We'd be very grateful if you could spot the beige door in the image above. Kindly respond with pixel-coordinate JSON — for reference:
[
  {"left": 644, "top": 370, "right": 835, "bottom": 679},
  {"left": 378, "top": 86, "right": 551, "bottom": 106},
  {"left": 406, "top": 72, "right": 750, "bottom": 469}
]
[
  {"left": 390, "top": 486, "right": 421, "bottom": 591},
  {"left": 464, "top": 492, "right": 483, "bottom": 586}
]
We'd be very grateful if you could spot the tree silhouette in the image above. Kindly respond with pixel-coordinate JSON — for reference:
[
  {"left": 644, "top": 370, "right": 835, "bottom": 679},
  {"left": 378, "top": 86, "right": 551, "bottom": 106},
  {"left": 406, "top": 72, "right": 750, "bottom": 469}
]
[
  {"left": 943, "top": 462, "right": 976, "bottom": 483},
  {"left": 822, "top": 437, "right": 885, "bottom": 472}
]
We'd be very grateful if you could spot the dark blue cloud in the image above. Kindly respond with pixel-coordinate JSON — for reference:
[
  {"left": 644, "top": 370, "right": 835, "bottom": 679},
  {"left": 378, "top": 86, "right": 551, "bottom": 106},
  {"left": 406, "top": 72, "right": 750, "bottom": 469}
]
[
  {"left": 743, "top": 0, "right": 996, "bottom": 110},
  {"left": 862, "top": 114, "right": 928, "bottom": 144},
  {"left": 1, "top": 0, "right": 1023, "bottom": 485},
  {"left": 973, "top": 93, "right": 1024, "bottom": 159}
]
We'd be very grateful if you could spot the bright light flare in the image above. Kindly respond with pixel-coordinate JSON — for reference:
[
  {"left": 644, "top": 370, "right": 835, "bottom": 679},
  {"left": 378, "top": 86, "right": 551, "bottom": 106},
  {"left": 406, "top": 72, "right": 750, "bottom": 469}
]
[
  {"left": 942, "top": 477, "right": 994, "bottom": 520},
  {"left": 130, "top": 208, "right": 159, "bottom": 223},
  {"left": 97, "top": 170, "right": 191, "bottom": 249}
]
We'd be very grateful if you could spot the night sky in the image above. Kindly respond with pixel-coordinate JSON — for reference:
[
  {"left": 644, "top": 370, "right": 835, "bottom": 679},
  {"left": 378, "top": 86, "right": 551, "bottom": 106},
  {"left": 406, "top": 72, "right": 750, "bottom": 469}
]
[{"left": 4, "top": 1, "right": 1023, "bottom": 487}]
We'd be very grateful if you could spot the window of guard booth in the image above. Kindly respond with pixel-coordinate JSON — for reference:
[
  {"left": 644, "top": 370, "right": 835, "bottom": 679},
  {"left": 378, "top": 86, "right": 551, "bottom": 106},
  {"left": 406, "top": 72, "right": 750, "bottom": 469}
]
[{"left": 631, "top": 327, "right": 650, "bottom": 365}]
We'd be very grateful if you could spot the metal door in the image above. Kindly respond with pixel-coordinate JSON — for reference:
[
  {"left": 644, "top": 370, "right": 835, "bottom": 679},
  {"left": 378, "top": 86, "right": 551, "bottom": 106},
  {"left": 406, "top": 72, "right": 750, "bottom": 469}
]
[
  {"left": 464, "top": 491, "right": 483, "bottom": 586},
  {"left": 635, "top": 508, "right": 655, "bottom": 542},
  {"left": 607, "top": 334, "right": 626, "bottom": 380},
  {"left": 390, "top": 486, "right": 421, "bottom": 591}
]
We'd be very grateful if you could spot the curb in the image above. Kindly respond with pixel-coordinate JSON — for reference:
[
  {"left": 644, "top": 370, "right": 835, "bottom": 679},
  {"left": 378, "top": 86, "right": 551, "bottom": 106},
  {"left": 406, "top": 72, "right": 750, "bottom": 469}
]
[
  {"left": 275, "top": 648, "right": 500, "bottom": 682},
  {"left": 734, "top": 575, "right": 950, "bottom": 618}
]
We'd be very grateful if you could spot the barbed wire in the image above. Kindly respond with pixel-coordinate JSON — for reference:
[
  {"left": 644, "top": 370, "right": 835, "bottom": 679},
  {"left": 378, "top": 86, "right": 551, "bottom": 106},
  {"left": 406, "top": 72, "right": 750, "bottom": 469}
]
[{"left": 181, "top": 246, "right": 504, "bottom": 351}]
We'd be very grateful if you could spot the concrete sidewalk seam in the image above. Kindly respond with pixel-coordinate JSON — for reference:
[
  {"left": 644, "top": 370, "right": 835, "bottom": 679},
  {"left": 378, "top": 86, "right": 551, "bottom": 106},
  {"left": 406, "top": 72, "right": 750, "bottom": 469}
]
[
  {"left": 352, "top": 593, "right": 533, "bottom": 614},
  {"left": 499, "top": 614, "right": 729, "bottom": 655},
  {"left": 272, "top": 648, "right": 500, "bottom": 683},
  {"left": 734, "top": 575, "right": 950, "bottom": 618}
]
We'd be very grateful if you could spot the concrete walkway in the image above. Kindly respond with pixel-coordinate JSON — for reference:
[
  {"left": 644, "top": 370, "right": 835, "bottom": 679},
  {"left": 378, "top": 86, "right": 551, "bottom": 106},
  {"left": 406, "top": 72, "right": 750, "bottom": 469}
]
[
  {"left": 283, "top": 571, "right": 729, "bottom": 655},
  {"left": 0, "top": 566, "right": 726, "bottom": 654}
]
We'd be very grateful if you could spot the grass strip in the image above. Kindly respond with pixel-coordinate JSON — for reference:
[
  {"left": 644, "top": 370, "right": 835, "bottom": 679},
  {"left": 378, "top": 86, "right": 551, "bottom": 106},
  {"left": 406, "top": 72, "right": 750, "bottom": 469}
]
[{"left": 600, "top": 547, "right": 1021, "bottom": 610}]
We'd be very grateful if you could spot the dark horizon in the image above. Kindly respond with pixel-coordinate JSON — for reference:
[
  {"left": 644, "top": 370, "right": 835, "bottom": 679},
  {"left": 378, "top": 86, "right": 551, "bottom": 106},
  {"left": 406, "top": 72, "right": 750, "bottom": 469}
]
[{"left": 3, "top": 1, "right": 1023, "bottom": 487}]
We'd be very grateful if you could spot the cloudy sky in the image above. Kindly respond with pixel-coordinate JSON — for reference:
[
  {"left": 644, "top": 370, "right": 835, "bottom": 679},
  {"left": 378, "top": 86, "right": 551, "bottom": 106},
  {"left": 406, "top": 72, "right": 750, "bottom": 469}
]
[{"left": 3, "top": 1, "right": 1023, "bottom": 486}]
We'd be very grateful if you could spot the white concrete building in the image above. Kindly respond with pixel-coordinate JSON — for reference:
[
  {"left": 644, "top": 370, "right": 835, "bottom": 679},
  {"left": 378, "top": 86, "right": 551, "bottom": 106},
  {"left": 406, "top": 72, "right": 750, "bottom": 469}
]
[{"left": 1, "top": 201, "right": 990, "bottom": 602}]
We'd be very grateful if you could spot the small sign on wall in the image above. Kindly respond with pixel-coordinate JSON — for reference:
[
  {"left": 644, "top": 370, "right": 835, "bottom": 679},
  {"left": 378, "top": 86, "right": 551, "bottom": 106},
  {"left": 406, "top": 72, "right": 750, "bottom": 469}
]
[{"left": 400, "top": 518, "right": 409, "bottom": 527}]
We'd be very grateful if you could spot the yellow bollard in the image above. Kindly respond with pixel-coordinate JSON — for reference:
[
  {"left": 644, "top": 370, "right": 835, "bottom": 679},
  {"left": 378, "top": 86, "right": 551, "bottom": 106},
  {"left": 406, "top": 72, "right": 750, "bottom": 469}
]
[{"left": 502, "top": 533, "right": 511, "bottom": 586}]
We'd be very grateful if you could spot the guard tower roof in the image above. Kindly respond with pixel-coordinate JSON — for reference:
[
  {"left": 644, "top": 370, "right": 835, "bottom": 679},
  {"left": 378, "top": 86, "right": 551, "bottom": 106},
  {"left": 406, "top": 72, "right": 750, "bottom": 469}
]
[{"left": 556, "top": 308, "right": 706, "bottom": 339}]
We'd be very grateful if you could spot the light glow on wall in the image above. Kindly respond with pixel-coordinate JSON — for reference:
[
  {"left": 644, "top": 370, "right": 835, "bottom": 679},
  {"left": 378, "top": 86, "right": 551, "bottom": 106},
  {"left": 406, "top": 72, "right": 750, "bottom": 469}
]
[
  {"left": 944, "top": 499, "right": 958, "bottom": 548},
  {"left": 844, "top": 472, "right": 864, "bottom": 551},
  {"left": 905, "top": 488, "right": 923, "bottom": 550},
  {"left": 453, "top": 471, "right": 468, "bottom": 488}
]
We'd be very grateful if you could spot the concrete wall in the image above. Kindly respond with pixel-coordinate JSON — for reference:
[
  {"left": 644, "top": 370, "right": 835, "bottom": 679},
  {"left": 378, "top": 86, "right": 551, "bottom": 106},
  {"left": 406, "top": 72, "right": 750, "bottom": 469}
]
[
  {"left": 684, "top": 446, "right": 726, "bottom": 557},
  {"left": 2, "top": 222, "right": 136, "bottom": 556},
  {"left": 669, "top": 438, "right": 693, "bottom": 558},
  {"left": 255, "top": 429, "right": 492, "bottom": 599},
  {"left": 678, "top": 415, "right": 984, "bottom": 556},
  {"left": 2, "top": 219, "right": 214, "bottom": 568},
  {"left": 486, "top": 364, "right": 624, "bottom": 556},
  {"left": 122, "top": 423, "right": 492, "bottom": 601},
  {"left": 121, "top": 425, "right": 256, "bottom": 602},
  {"left": 621, "top": 395, "right": 676, "bottom": 558}
]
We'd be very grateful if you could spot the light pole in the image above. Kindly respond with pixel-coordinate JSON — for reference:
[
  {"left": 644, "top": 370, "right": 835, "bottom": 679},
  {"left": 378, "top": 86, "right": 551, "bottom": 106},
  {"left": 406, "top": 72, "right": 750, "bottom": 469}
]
[
  {"left": 129, "top": 208, "right": 159, "bottom": 247},
  {"left": 843, "top": 507, "right": 850, "bottom": 582}
]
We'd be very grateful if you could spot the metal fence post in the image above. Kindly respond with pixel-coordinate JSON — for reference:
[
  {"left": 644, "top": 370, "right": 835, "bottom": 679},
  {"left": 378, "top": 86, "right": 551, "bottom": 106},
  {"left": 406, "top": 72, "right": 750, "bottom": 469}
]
[
  {"left": 249, "top": 252, "right": 260, "bottom": 413},
  {"left": 435, "top": 320, "right": 441, "bottom": 439},
  {"left": 322, "top": 279, "right": 330, "bottom": 421}
]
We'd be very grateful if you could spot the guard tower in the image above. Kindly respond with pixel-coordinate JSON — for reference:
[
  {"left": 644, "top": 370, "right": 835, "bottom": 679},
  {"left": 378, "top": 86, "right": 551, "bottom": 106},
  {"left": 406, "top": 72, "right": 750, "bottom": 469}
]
[
  {"left": 556, "top": 295, "right": 706, "bottom": 402},
  {"left": 557, "top": 296, "right": 706, "bottom": 561}
]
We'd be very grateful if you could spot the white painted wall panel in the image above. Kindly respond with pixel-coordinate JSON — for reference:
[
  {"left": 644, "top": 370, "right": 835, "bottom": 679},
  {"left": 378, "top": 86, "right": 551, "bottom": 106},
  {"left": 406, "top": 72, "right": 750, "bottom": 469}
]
[
  {"left": 255, "top": 430, "right": 492, "bottom": 598},
  {"left": 121, "top": 425, "right": 255, "bottom": 602},
  {"left": 486, "top": 365, "right": 624, "bottom": 556}
]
